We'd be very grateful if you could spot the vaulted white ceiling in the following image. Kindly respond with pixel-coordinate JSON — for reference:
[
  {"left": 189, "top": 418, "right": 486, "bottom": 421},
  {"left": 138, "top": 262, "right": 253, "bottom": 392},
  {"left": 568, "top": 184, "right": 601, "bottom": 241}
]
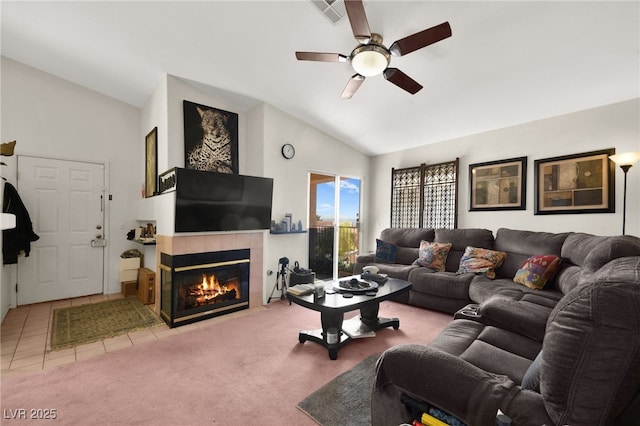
[{"left": 2, "top": 1, "right": 638, "bottom": 156}]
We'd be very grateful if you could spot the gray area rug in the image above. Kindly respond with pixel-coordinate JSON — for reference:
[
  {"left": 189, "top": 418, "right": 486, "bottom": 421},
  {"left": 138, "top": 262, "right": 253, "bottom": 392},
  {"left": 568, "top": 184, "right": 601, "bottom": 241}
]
[{"left": 297, "top": 353, "right": 380, "bottom": 425}]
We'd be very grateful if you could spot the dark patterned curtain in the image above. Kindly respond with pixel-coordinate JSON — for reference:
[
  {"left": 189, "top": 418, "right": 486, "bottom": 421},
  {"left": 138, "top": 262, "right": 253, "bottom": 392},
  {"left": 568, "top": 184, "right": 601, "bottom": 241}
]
[{"left": 391, "top": 159, "right": 458, "bottom": 229}]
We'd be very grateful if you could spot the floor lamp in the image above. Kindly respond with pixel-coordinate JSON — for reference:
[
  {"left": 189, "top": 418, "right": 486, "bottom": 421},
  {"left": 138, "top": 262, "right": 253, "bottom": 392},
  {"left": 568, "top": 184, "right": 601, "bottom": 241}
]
[{"left": 609, "top": 151, "right": 640, "bottom": 235}]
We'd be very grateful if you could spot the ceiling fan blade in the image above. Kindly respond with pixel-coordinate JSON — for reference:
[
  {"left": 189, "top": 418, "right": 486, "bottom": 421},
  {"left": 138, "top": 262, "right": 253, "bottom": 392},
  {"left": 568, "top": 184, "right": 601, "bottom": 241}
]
[
  {"left": 389, "top": 22, "right": 452, "bottom": 56},
  {"left": 344, "top": 0, "right": 371, "bottom": 44},
  {"left": 295, "top": 52, "right": 348, "bottom": 62},
  {"left": 383, "top": 68, "right": 423, "bottom": 94},
  {"left": 341, "top": 74, "right": 365, "bottom": 99}
]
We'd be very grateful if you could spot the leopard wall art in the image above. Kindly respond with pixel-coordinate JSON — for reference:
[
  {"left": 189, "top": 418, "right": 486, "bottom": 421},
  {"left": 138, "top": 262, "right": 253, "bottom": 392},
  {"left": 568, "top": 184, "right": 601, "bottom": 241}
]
[{"left": 184, "top": 101, "right": 238, "bottom": 174}]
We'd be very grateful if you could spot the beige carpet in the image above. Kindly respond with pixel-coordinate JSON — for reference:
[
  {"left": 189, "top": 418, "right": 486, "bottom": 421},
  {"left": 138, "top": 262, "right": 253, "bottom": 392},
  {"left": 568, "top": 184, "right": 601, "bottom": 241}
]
[
  {"left": 51, "top": 297, "right": 164, "bottom": 350},
  {"left": 4, "top": 300, "right": 452, "bottom": 425}
]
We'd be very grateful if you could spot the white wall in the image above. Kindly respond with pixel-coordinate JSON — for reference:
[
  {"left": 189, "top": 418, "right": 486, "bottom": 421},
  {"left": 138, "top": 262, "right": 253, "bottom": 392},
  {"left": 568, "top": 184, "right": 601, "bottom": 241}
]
[
  {"left": 0, "top": 57, "right": 142, "bottom": 318},
  {"left": 259, "top": 104, "right": 370, "bottom": 286},
  {"left": 366, "top": 99, "right": 640, "bottom": 251}
]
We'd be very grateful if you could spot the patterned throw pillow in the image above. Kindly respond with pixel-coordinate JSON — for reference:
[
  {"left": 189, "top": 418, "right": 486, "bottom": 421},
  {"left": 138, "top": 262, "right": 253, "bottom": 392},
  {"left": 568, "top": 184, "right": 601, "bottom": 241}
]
[
  {"left": 374, "top": 239, "right": 397, "bottom": 263},
  {"left": 456, "top": 246, "right": 507, "bottom": 279},
  {"left": 513, "top": 255, "right": 562, "bottom": 290},
  {"left": 414, "top": 241, "right": 452, "bottom": 271}
]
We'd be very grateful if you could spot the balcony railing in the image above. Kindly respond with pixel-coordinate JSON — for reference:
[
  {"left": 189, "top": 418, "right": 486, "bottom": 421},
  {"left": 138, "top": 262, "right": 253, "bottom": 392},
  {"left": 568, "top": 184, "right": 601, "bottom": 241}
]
[{"left": 308, "top": 225, "right": 359, "bottom": 279}]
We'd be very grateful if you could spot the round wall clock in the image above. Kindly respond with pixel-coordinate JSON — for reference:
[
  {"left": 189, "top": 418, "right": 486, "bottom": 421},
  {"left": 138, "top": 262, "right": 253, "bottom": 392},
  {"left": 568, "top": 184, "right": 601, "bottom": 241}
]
[{"left": 281, "top": 143, "right": 295, "bottom": 159}]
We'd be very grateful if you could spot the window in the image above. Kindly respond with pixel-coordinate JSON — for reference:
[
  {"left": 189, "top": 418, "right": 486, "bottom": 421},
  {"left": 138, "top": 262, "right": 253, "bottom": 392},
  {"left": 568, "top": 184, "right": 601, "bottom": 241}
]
[{"left": 391, "top": 159, "right": 459, "bottom": 229}]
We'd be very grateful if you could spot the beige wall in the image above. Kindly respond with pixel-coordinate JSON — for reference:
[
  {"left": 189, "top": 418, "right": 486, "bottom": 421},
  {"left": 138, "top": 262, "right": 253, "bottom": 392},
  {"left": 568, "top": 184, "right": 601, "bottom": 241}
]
[
  {"left": 365, "top": 99, "right": 640, "bottom": 250},
  {"left": 259, "top": 104, "right": 370, "bottom": 291},
  {"left": 1, "top": 57, "right": 142, "bottom": 318}
]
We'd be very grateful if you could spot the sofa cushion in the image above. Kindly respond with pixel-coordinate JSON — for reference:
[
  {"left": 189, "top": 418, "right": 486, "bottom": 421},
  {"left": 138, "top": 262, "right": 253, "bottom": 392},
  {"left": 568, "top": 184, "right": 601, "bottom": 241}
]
[
  {"left": 414, "top": 241, "right": 452, "bottom": 271},
  {"left": 408, "top": 269, "right": 474, "bottom": 300},
  {"left": 375, "top": 239, "right": 397, "bottom": 263},
  {"left": 434, "top": 228, "right": 494, "bottom": 272},
  {"left": 380, "top": 227, "right": 435, "bottom": 248},
  {"left": 581, "top": 235, "right": 640, "bottom": 273},
  {"left": 457, "top": 246, "right": 507, "bottom": 279},
  {"left": 396, "top": 246, "right": 420, "bottom": 266},
  {"left": 559, "top": 232, "right": 606, "bottom": 267},
  {"left": 513, "top": 255, "right": 562, "bottom": 290},
  {"left": 494, "top": 228, "right": 569, "bottom": 281},
  {"left": 429, "top": 321, "right": 540, "bottom": 384},
  {"left": 478, "top": 297, "right": 553, "bottom": 342},
  {"left": 557, "top": 233, "right": 640, "bottom": 294},
  {"left": 553, "top": 265, "right": 582, "bottom": 296},
  {"left": 469, "top": 276, "right": 563, "bottom": 308}
]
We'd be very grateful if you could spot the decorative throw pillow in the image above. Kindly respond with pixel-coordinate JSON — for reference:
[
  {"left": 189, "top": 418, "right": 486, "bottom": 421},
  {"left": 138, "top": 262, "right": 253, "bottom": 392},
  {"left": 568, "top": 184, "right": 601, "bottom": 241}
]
[
  {"left": 374, "top": 239, "right": 397, "bottom": 263},
  {"left": 456, "top": 246, "right": 507, "bottom": 279},
  {"left": 414, "top": 241, "right": 452, "bottom": 271},
  {"left": 513, "top": 255, "right": 562, "bottom": 290}
]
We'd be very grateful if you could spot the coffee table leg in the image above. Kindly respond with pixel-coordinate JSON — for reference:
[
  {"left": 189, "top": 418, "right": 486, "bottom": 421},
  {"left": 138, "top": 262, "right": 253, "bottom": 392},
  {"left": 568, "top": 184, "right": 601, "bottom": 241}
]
[
  {"left": 321, "top": 310, "right": 343, "bottom": 333},
  {"left": 322, "top": 311, "right": 344, "bottom": 360},
  {"left": 297, "top": 311, "right": 348, "bottom": 360},
  {"left": 360, "top": 302, "right": 400, "bottom": 330}
]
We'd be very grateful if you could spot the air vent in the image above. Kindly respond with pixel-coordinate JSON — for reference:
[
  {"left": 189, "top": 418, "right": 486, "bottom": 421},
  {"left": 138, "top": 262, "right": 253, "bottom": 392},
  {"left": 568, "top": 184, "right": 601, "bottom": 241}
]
[{"left": 309, "top": 0, "right": 347, "bottom": 25}]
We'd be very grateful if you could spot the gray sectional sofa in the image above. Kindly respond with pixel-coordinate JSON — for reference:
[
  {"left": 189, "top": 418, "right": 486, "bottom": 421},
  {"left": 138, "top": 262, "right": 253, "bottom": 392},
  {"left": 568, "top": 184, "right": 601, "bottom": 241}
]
[{"left": 354, "top": 227, "right": 640, "bottom": 425}]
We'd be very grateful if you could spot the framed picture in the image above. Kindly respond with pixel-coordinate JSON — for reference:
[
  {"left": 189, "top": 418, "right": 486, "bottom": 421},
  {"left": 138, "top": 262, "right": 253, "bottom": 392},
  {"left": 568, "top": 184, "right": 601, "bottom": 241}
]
[
  {"left": 469, "top": 157, "right": 527, "bottom": 211},
  {"left": 145, "top": 127, "right": 157, "bottom": 198},
  {"left": 183, "top": 100, "right": 238, "bottom": 174},
  {"left": 534, "top": 148, "right": 615, "bottom": 215}
]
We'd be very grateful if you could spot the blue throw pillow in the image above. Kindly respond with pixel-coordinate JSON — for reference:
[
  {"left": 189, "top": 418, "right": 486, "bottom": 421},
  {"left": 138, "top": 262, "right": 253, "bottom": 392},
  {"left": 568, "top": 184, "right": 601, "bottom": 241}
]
[
  {"left": 374, "top": 239, "right": 397, "bottom": 263},
  {"left": 522, "top": 350, "right": 542, "bottom": 392}
]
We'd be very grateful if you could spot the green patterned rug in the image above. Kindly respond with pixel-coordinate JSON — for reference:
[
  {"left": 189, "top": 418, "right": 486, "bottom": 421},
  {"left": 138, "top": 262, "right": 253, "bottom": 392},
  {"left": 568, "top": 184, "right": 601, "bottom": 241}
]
[{"left": 51, "top": 297, "right": 164, "bottom": 350}]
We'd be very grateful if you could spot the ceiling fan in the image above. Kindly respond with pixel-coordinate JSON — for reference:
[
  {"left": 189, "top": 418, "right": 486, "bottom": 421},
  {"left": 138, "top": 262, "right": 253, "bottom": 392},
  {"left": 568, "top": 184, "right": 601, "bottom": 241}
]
[{"left": 296, "top": 0, "right": 452, "bottom": 99}]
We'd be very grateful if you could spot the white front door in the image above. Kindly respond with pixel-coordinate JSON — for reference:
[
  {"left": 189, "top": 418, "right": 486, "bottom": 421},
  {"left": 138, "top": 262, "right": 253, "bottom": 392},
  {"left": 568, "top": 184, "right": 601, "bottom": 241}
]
[{"left": 17, "top": 156, "right": 105, "bottom": 305}]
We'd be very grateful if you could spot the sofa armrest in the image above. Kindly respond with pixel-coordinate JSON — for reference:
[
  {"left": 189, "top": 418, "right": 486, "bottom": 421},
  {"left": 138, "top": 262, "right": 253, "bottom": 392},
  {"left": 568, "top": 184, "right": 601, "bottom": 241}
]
[
  {"left": 353, "top": 253, "right": 375, "bottom": 274},
  {"left": 355, "top": 252, "right": 375, "bottom": 263},
  {"left": 478, "top": 298, "right": 551, "bottom": 342},
  {"left": 372, "top": 344, "right": 552, "bottom": 426}
]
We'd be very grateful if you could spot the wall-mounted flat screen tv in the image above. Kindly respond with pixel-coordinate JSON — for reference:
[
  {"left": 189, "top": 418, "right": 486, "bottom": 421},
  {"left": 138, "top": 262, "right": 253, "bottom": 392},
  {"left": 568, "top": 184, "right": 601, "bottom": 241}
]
[{"left": 174, "top": 168, "right": 273, "bottom": 233}]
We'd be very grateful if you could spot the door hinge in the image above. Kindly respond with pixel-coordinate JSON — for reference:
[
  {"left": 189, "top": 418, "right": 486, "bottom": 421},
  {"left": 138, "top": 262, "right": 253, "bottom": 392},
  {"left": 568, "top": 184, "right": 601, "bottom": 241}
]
[{"left": 15, "top": 283, "right": 18, "bottom": 293}]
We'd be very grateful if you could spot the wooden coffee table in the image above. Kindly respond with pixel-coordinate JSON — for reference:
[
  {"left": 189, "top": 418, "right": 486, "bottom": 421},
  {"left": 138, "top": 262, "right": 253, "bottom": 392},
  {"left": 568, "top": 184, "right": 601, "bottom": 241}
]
[{"left": 287, "top": 276, "right": 412, "bottom": 360}]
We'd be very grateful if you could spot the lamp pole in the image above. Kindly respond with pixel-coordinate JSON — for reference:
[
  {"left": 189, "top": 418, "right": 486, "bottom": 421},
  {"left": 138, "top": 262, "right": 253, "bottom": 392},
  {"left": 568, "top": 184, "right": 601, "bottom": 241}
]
[{"left": 620, "top": 164, "right": 631, "bottom": 235}]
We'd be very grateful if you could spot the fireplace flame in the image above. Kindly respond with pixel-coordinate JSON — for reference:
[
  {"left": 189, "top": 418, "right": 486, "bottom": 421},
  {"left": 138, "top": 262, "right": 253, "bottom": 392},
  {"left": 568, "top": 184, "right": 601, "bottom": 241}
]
[
  {"left": 191, "top": 273, "right": 240, "bottom": 306},
  {"left": 201, "top": 273, "right": 220, "bottom": 291}
]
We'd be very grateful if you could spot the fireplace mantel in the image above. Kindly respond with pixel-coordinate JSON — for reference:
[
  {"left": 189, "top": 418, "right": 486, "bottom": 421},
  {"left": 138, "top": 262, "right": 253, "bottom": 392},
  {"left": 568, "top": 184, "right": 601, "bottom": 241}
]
[{"left": 155, "top": 233, "right": 265, "bottom": 313}]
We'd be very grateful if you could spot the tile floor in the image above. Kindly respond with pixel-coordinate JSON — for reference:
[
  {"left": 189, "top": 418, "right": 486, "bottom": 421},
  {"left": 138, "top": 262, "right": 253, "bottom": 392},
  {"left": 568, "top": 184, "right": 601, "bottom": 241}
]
[{"left": 0, "top": 293, "right": 226, "bottom": 377}]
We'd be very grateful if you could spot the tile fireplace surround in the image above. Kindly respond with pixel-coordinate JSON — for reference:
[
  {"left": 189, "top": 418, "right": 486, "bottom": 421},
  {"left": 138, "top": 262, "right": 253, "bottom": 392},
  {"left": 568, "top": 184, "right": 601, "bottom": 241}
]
[{"left": 154, "top": 233, "right": 265, "bottom": 316}]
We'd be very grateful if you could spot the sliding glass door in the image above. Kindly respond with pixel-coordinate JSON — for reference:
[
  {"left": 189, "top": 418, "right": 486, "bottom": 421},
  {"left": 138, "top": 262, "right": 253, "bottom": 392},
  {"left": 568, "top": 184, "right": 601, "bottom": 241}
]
[{"left": 308, "top": 172, "right": 361, "bottom": 280}]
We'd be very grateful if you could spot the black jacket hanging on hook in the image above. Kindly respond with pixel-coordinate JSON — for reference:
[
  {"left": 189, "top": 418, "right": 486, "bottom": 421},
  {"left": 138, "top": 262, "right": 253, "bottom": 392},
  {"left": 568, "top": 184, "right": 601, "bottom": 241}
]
[{"left": 3, "top": 182, "right": 39, "bottom": 264}]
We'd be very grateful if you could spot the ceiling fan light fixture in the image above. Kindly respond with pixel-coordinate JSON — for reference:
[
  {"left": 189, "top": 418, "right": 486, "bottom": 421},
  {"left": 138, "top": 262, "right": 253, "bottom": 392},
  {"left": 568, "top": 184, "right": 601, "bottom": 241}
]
[{"left": 350, "top": 45, "right": 389, "bottom": 76}]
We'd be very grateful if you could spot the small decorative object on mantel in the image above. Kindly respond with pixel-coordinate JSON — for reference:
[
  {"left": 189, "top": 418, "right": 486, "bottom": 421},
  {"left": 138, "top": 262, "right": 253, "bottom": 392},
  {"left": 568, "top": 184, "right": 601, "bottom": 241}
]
[
  {"left": 158, "top": 168, "right": 177, "bottom": 194},
  {"left": 271, "top": 214, "right": 306, "bottom": 234}
]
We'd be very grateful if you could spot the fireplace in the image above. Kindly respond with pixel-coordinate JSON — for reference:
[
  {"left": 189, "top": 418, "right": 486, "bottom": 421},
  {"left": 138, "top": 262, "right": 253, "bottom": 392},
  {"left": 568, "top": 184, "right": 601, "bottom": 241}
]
[{"left": 160, "top": 249, "right": 250, "bottom": 327}]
